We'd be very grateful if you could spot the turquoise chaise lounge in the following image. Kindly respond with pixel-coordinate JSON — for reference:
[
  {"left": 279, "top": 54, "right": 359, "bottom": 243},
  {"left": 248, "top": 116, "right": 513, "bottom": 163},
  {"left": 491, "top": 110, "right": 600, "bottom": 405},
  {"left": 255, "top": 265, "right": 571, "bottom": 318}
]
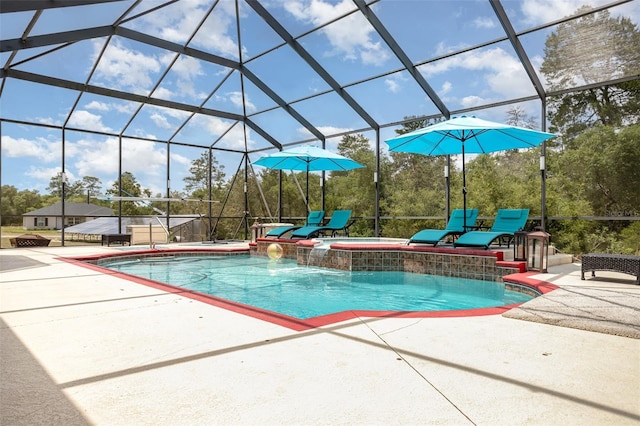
[
  {"left": 408, "top": 208, "right": 479, "bottom": 246},
  {"left": 453, "top": 209, "right": 529, "bottom": 249},
  {"left": 290, "top": 210, "right": 353, "bottom": 239},
  {"left": 264, "top": 210, "right": 325, "bottom": 238}
]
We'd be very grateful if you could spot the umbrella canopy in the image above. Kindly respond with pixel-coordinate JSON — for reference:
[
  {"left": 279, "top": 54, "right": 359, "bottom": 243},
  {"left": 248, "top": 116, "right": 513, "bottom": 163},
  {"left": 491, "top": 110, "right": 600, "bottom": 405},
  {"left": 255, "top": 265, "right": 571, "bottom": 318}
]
[
  {"left": 385, "top": 115, "right": 556, "bottom": 229},
  {"left": 253, "top": 145, "right": 364, "bottom": 209}
]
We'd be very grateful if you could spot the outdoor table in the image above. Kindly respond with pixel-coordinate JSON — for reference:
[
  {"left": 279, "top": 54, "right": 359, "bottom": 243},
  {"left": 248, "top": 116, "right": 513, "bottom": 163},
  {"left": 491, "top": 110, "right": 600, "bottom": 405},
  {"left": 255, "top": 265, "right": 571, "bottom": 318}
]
[
  {"left": 581, "top": 253, "right": 640, "bottom": 284},
  {"left": 9, "top": 234, "right": 51, "bottom": 248},
  {"left": 101, "top": 234, "right": 132, "bottom": 246}
]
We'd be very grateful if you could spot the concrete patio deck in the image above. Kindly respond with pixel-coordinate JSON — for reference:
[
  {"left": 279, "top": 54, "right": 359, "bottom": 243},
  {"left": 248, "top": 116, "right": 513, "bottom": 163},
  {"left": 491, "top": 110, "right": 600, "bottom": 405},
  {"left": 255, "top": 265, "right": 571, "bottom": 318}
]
[{"left": 1, "top": 244, "right": 638, "bottom": 425}]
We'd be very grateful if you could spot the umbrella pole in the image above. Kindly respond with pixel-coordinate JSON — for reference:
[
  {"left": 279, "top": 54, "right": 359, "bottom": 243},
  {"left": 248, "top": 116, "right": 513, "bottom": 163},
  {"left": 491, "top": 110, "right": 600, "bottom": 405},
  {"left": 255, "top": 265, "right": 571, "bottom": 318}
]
[
  {"left": 445, "top": 155, "right": 451, "bottom": 226},
  {"left": 462, "top": 143, "right": 467, "bottom": 231},
  {"left": 306, "top": 163, "right": 310, "bottom": 213}
]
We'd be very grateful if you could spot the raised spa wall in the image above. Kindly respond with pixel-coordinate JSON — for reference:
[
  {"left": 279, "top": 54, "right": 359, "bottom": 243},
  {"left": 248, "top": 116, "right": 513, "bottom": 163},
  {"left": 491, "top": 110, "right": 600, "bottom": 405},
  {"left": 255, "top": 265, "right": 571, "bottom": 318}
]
[{"left": 253, "top": 238, "right": 524, "bottom": 283}]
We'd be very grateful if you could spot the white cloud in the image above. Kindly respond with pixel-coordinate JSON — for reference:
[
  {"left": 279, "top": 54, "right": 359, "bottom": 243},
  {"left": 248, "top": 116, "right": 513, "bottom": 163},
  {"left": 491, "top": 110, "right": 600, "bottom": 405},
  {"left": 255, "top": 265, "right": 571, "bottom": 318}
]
[
  {"left": 518, "top": 0, "right": 634, "bottom": 26},
  {"left": 519, "top": 0, "right": 590, "bottom": 25},
  {"left": 317, "top": 125, "right": 353, "bottom": 137},
  {"left": 283, "top": 0, "right": 389, "bottom": 66},
  {"left": 419, "top": 46, "right": 535, "bottom": 100},
  {"left": 25, "top": 166, "right": 67, "bottom": 182},
  {"left": 119, "top": 148, "right": 161, "bottom": 178},
  {"left": 142, "top": 106, "right": 192, "bottom": 132},
  {"left": 163, "top": 107, "right": 192, "bottom": 121},
  {"left": 159, "top": 54, "right": 205, "bottom": 100},
  {"left": 192, "top": 115, "right": 231, "bottom": 137},
  {"left": 131, "top": 0, "right": 240, "bottom": 59},
  {"left": 385, "top": 78, "right": 401, "bottom": 93},
  {"left": 170, "top": 152, "right": 191, "bottom": 167},
  {"left": 153, "top": 86, "right": 175, "bottom": 100},
  {"left": 192, "top": 1, "right": 240, "bottom": 58},
  {"left": 218, "top": 124, "right": 254, "bottom": 150},
  {"left": 93, "top": 39, "right": 161, "bottom": 94},
  {"left": 229, "top": 91, "right": 255, "bottom": 112},
  {"left": 296, "top": 125, "right": 353, "bottom": 139},
  {"left": 473, "top": 17, "right": 495, "bottom": 29},
  {"left": 68, "top": 110, "right": 112, "bottom": 132},
  {"left": 441, "top": 81, "right": 452, "bottom": 94},
  {"left": 1, "top": 135, "right": 60, "bottom": 160},
  {"left": 113, "top": 102, "right": 139, "bottom": 114},
  {"left": 69, "top": 137, "right": 166, "bottom": 179},
  {"left": 460, "top": 95, "right": 485, "bottom": 108},
  {"left": 190, "top": 116, "right": 251, "bottom": 150},
  {"left": 35, "top": 116, "right": 59, "bottom": 126},
  {"left": 149, "top": 112, "right": 173, "bottom": 130},
  {"left": 85, "top": 100, "right": 110, "bottom": 111}
]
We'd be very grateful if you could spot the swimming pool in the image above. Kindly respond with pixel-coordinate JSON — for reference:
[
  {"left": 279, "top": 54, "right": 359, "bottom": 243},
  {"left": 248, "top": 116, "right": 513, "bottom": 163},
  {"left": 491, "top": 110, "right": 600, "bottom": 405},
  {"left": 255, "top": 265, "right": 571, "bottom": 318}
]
[{"left": 100, "top": 254, "right": 533, "bottom": 320}]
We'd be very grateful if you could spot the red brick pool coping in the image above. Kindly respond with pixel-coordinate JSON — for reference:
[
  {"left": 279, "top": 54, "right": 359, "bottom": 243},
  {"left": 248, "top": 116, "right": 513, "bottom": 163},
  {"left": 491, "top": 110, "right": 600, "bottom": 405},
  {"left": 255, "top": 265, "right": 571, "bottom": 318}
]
[{"left": 60, "top": 247, "right": 558, "bottom": 332}]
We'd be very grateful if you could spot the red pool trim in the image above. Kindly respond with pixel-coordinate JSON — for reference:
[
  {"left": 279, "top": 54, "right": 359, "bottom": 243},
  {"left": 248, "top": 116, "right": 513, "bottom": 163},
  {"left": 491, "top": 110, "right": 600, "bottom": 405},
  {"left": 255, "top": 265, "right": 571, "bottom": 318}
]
[
  {"left": 66, "top": 246, "right": 249, "bottom": 263},
  {"left": 60, "top": 250, "right": 559, "bottom": 332}
]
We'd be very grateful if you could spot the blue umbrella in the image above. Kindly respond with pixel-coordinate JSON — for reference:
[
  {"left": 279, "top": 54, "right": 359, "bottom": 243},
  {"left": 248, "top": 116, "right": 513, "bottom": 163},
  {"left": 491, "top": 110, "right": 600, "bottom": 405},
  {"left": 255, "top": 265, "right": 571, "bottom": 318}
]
[
  {"left": 385, "top": 115, "right": 556, "bottom": 229},
  {"left": 253, "top": 145, "right": 364, "bottom": 209}
]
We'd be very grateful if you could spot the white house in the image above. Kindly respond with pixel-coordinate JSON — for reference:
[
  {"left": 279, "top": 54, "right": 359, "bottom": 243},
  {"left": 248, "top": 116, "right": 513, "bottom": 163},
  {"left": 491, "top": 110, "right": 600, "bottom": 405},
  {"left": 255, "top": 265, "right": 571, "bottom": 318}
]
[{"left": 22, "top": 202, "right": 113, "bottom": 230}]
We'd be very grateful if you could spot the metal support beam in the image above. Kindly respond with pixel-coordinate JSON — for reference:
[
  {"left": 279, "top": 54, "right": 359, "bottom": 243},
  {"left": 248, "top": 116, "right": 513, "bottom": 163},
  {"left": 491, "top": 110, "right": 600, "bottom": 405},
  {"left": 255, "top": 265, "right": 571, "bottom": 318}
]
[
  {"left": 352, "top": 0, "right": 450, "bottom": 118},
  {"left": 0, "top": 0, "right": 124, "bottom": 14},
  {"left": 241, "top": 66, "right": 325, "bottom": 142},
  {"left": 3, "top": 69, "right": 244, "bottom": 121},
  {"left": 116, "top": 27, "right": 239, "bottom": 70},
  {"left": 244, "top": 118, "right": 282, "bottom": 150},
  {"left": 247, "top": 0, "right": 379, "bottom": 131},
  {"left": 489, "top": 0, "right": 546, "bottom": 101},
  {"left": 1, "top": 26, "right": 114, "bottom": 52}
]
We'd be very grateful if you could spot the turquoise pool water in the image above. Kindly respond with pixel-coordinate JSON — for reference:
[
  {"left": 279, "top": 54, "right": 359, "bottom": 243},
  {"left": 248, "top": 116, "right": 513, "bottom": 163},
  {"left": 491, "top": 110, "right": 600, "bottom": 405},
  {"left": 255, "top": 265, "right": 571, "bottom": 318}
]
[{"left": 100, "top": 255, "right": 533, "bottom": 319}]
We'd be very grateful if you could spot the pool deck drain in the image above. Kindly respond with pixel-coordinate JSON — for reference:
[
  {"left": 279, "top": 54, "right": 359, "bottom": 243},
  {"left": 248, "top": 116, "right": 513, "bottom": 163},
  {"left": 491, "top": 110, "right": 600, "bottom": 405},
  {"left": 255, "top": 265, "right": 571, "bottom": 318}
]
[{"left": 1, "top": 244, "right": 639, "bottom": 425}]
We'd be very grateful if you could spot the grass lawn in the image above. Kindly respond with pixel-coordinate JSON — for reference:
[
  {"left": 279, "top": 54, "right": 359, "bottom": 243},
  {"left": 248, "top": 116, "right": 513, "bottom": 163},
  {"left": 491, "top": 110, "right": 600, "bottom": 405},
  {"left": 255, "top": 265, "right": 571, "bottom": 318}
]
[{"left": 1, "top": 226, "right": 100, "bottom": 248}]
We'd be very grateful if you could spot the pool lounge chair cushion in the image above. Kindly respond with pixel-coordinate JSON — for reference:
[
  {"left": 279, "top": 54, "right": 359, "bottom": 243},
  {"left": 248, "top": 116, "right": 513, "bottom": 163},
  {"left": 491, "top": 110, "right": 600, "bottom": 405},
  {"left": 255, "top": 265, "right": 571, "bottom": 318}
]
[
  {"left": 264, "top": 210, "right": 325, "bottom": 238},
  {"left": 453, "top": 209, "right": 529, "bottom": 249},
  {"left": 290, "top": 210, "right": 353, "bottom": 239},
  {"left": 409, "top": 208, "right": 479, "bottom": 246}
]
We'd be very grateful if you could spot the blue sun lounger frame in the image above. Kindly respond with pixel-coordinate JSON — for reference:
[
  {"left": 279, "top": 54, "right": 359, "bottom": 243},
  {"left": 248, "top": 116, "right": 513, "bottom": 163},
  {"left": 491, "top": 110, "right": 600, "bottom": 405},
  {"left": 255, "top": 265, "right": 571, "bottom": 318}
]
[
  {"left": 264, "top": 210, "right": 325, "bottom": 238},
  {"left": 453, "top": 209, "right": 529, "bottom": 249},
  {"left": 290, "top": 210, "right": 353, "bottom": 239},
  {"left": 409, "top": 208, "right": 479, "bottom": 246}
]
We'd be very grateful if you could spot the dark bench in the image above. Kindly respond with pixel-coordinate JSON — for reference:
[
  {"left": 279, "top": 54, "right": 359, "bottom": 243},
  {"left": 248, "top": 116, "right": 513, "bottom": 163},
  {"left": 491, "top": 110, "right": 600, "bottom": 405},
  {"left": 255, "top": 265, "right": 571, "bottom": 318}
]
[
  {"left": 101, "top": 234, "right": 132, "bottom": 246},
  {"left": 581, "top": 253, "right": 640, "bottom": 284},
  {"left": 9, "top": 234, "right": 51, "bottom": 248}
]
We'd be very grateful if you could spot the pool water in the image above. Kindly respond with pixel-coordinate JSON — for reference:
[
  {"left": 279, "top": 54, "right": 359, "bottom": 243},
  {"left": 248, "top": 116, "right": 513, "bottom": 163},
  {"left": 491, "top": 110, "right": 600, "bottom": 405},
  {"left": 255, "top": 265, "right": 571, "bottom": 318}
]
[{"left": 101, "top": 255, "right": 533, "bottom": 319}]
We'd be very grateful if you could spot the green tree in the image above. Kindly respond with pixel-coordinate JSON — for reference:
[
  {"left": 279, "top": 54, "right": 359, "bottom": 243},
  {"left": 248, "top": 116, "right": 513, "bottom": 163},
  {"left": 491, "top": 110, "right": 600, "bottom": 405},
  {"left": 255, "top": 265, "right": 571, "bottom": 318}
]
[
  {"left": 47, "top": 171, "right": 86, "bottom": 199},
  {"left": 505, "top": 106, "right": 538, "bottom": 129},
  {"left": 381, "top": 117, "right": 447, "bottom": 237},
  {"left": 328, "top": 134, "right": 380, "bottom": 236},
  {"left": 466, "top": 149, "right": 541, "bottom": 217},
  {"left": 183, "top": 151, "right": 226, "bottom": 199},
  {"left": 79, "top": 176, "right": 102, "bottom": 202},
  {"left": 540, "top": 7, "right": 640, "bottom": 141},
  {"left": 556, "top": 124, "right": 640, "bottom": 216},
  {"left": 254, "top": 168, "right": 315, "bottom": 222},
  {"left": 46, "top": 172, "right": 98, "bottom": 200},
  {"left": 46, "top": 172, "right": 65, "bottom": 198},
  {"left": 1, "top": 185, "right": 43, "bottom": 225},
  {"left": 544, "top": 124, "right": 640, "bottom": 255},
  {"left": 106, "top": 172, "right": 152, "bottom": 215}
]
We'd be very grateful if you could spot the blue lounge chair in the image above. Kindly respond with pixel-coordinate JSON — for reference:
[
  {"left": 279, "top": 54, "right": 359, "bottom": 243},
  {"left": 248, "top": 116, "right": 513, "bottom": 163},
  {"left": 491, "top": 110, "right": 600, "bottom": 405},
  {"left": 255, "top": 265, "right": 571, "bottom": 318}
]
[
  {"left": 453, "top": 209, "right": 529, "bottom": 249},
  {"left": 290, "top": 210, "right": 353, "bottom": 239},
  {"left": 408, "top": 208, "right": 479, "bottom": 246},
  {"left": 264, "top": 210, "right": 325, "bottom": 238}
]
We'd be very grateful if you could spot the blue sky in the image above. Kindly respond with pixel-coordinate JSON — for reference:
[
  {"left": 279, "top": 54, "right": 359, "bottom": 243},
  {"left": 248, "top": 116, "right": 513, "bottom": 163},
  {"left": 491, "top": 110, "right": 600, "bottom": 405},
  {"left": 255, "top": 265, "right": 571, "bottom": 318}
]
[{"left": 1, "top": 0, "right": 638, "bottom": 196}]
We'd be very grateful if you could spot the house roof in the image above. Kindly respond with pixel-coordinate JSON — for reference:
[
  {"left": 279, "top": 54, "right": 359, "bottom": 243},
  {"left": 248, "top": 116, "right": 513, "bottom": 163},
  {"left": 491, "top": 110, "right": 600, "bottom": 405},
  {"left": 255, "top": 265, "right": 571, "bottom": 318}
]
[
  {"left": 64, "top": 216, "right": 198, "bottom": 235},
  {"left": 24, "top": 202, "right": 114, "bottom": 217}
]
